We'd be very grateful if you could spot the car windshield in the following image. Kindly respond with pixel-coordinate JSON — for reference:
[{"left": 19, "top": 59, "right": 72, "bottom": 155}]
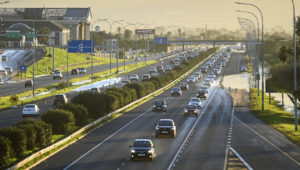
[
  {"left": 25, "top": 105, "right": 35, "bottom": 108},
  {"left": 155, "top": 101, "right": 164, "bottom": 106},
  {"left": 186, "top": 105, "right": 196, "bottom": 109},
  {"left": 158, "top": 120, "right": 173, "bottom": 126},
  {"left": 55, "top": 95, "right": 64, "bottom": 99},
  {"left": 173, "top": 88, "right": 180, "bottom": 91},
  {"left": 133, "top": 141, "right": 151, "bottom": 147},
  {"left": 191, "top": 98, "right": 199, "bottom": 102}
]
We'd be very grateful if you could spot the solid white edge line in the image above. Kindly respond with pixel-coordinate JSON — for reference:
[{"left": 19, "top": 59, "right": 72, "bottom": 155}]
[
  {"left": 63, "top": 108, "right": 152, "bottom": 170},
  {"left": 233, "top": 115, "right": 300, "bottom": 166},
  {"left": 167, "top": 87, "right": 218, "bottom": 170},
  {"left": 229, "top": 147, "right": 253, "bottom": 170}
]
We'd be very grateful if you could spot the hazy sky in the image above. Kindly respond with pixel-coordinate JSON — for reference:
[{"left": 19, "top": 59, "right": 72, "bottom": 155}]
[{"left": 3, "top": 0, "right": 300, "bottom": 33}]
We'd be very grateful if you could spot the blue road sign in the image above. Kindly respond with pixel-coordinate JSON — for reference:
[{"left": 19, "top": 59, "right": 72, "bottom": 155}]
[
  {"left": 154, "top": 37, "right": 168, "bottom": 45},
  {"left": 20, "top": 65, "right": 27, "bottom": 72},
  {"left": 68, "top": 40, "right": 95, "bottom": 53}
]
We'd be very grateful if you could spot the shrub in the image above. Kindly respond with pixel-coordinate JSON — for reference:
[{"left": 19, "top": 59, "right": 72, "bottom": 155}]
[
  {"left": 57, "top": 81, "right": 68, "bottom": 89},
  {"left": 58, "top": 104, "right": 89, "bottom": 126},
  {"left": 16, "top": 124, "right": 37, "bottom": 150},
  {"left": 0, "top": 136, "right": 13, "bottom": 169},
  {"left": 124, "top": 83, "right": 145, "bottom": 98},
  {"left": 41, "top": 109, "right": 75, "bottom": 134},
  {"left": 0, "top": 127, "right": 26, "bottom": 158},
  {"left": 15, "top": 119, "right": 52, "bottom": 147}
]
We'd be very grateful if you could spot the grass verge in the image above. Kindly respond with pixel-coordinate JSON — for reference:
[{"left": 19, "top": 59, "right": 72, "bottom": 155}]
[
  {"left": 245, "top": 55, "right": 253, "bottom": 74},
  {"left": 250, "top": 88, "right": 300, "bottom": 145}
]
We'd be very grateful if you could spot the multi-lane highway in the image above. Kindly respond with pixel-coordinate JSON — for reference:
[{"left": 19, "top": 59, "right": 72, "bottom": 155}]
[
  {"left": 31, "top": 50, "right": 300, "bottom": 170},
  {"left": 0, "top": 49, "right": 197, "bottom": 128}
]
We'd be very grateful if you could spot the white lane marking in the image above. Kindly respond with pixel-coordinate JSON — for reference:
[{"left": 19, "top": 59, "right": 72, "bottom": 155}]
[
  {"left": 229, "top": 147, "right": 253, "bottom": 170},
  {"left": 167, "top": 88, "right": 218, "bottom": 170},
  {"left": 233, "top": 115, "right": 300, "bottom": 166},
  {"left": 63, "top": 108, "right": 152, "bottom": 170}
]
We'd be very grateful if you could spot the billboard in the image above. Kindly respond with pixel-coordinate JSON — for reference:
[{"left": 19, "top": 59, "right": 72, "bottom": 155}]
[
  {"left": 68, "top": 40, "right": 94, "bottom": 53},
  {"left": 135, "top": 29, "right": 155, "bottom": 34}
]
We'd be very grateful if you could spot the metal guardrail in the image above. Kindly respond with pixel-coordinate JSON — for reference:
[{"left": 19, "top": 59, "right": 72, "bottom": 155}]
[{"left": 8, "top": 49, "right": 217, "bottom": 170}]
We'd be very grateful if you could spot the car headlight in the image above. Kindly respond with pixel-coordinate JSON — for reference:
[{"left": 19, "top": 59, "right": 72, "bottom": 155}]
[
  {"left": 194, "top": 110, "right": 197, "bottom": 113},
  {"left": 184, "top": 109, "right": 187, "bottom": 113},
  {"left": 131, "top": 150, "right": 136, "bottom": 153},
  {"left": 153, "top": 105, "right": 156, "bottom": 107},
  {"left": 156, "top": 126, "right": 160, "bottom": 130},
  {"left": 163, "top": 105, "right": 166, "bottom": 108},
  {"left": 148, "top": 150, "right": 153, "bottom": 153}
]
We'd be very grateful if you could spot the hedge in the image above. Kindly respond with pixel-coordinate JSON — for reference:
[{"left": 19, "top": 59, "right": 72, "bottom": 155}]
[
  {"left": 0, "top": 136, "right": 13, "bottom": 169},
  {"left": 0, "top": 127, "right": 26, "bottom": 158},
  {"left": 58, "top": 104, "right": 89, "bottom": 126},
  {"left": 41, "top": 109, "right": 75, "bottom": 134}
]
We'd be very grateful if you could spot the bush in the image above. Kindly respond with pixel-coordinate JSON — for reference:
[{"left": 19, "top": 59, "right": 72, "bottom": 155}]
[
  {"left": 41, "top": 109, "right": 75, "bottom": 134},
  {"left": 0, "top": 136, "right": 13, "bottom": 169},
  {"left": 16, "top": 124, "right": 37, "bottom": 150},
  {"left": 16, "top": 119, "right": 52, "bottom": 147},
  {"left": 124, "top": 83, "right": 145, "bottom": 98},
  {"left": 58, "top": 104, "right": 89, "bottom": 126},
  {"left": 72, "top": 92, "right": 110, "bottom": 118},
  {"left": 0, "top": 127, "right": 26, "bottom": 158},
  {"left": 57, "top": 81, "right": 68, "bottom": 89}
]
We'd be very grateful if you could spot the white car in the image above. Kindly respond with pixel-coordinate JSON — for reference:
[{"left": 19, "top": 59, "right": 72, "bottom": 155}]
[
  {"left": 187, "top": 76, "right": 196, "bottom": 83},
  {"left": 53, "top": 71, "right": 63, "bottom": 79},
  {"left": 189, "top": 97, "right": 203, "bottom": 108},
  {"left": 78, "top": 68, "right": 87, "bottom": 74},
  {"left": 117, "top": 79, "right": 131, "bottom": 88},
  {"left": 129, "top": 74, "right": 139, "bottom": 81},
  {"left": 90, "top": 87, "right": 101, "bottom": 94},
  {"left": 203, "top": 79, "right": 212, "bottom": 87},
  {"left": 4, "top": 67, "right": 13, "bottom": 73},
  {"left": 207, "top": 73, "right": 216, "bottom": 80},
  {"left": 22, "top": 104, "right": 40, "bottom": 117},
  {"left": 241, "top": 66, "right": 247, "bottom": 72},
  {"left": 174, "top": 62, "right": 180, "bottom": 66}
]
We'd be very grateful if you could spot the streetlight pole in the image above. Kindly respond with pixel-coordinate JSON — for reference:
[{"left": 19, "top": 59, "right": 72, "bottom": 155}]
[
  {"left": 235, "top": 1, "right": 265, "bottom": 111},
  {"left": 236, "top": 10, "right": 260, "bottom": 96},
  {"left": 292, "top": 0, "right": 298, "bottom": 131}
]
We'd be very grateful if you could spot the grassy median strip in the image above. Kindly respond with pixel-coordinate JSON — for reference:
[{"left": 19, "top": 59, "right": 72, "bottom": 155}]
[
  {"left": 0, "top": 60, "right": 157, "bottom": 110},
  {"left": 250, "top": 88, "right": 300, "bottom": 145}
]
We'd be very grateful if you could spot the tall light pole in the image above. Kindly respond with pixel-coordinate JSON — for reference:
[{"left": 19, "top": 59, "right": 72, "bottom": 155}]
[
  {"left": 235, "top": 1, "right": 265, "bottom": 111},
  {"left": 292, "top": 0, "right": 298, "bottom": 131},
  {"left": 236, "top": 10, "right": 260, "bottom": 96}
]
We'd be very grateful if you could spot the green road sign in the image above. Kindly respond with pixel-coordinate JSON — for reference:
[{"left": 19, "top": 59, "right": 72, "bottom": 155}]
[
  {"left": 25, "top": 30, "right": 37, "bottom": 38},
  {"left": 6, "top": 31, "right": 20, "bottom": 38}
]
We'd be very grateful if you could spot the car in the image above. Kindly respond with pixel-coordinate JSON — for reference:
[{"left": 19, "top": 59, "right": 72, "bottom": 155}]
[
  {"left": 220, "top": 62, "right": 226, "bottom": 67},
  {"left": 156, "top": 65, "right": 164, "bottom": 70},
  {"left": 171, "top": 87, "right": 182, "bottom": 96},
  {"left": 212, "top": 68, "right": 221, "bottom": 75},
  {"left": 174, "top": 62, "right": 180, "bottom": 66},
  {"left": 187, "top": 76, "right": 196, "bottom": 83},
  {"left": 193, "top": 72, "right": 202, "bottom": 79},
  {"left": 130, "top": 139, "right": 156, "bottom": 161},
  {"left": 129, "top": 74, "right": 139, "bottom": 81},
  {"left": 78, "top": 68, "right": 87, "bottom": 74},
  {"left": 117, "top": 79, "right": 131, "bottom": 88},
  {"left": 90, "top": 87, "right": 101, "bottom": 94},
  {"left": 165, "top": 65, "right": 172, "bottom": 71},
  {"left": 25, "top": 80, "right": 33, "bottom": 87},
  {"left": 0, "top": 69, "right": 7, "bottom": 76},
  {"left": 207, "top": 73, "right": 216, "bottom": 80},
  {"left": 142, "top": 74, "right": 151, "bottom": 81},
  {"left": 135, "top": 57, "right": 141, "bottom": 61},
  {"left": 149, "top": 67, "right": 157, "bottom": 73},
  {"left": 22, "top": 104, "right": 40, "bottom": 117},
  {"left": 197, "top": 90, "right": 208, "bottom": 99},
  {"left": 158, "top": 68, "right": 165, "bottom": 74},
  {"left": 200, "top": 66, "right": 208, "bottom": 73},
  {"left": 189, "top": 97, "right": 203, "bottom": 108},
  {"left": 153, "top": 100, "right": 167, "bottom": 112},
  {"left": 179, "top": 82, "right": 189, "bottom": 90},
  {"left": 124, "top": 56, "right": 129, "bottom": 59},
  {"left": 4, "top": 67, "right": 12, "bottom": 73},
  {"left": 241, "top": 65, "right": 247, "bottom": 72},
  {"left": 203, "top": 79, "right": 212, "bottom": 87},
  {"left": 71, "top": 68, "right": 79, "bottom": 75},
  {"left": 1, "top": 55, "right": 8, "bottom": 62},
  {"left": 191, "top": 75, "right": 199, "bottom": 81},
  {"left": 179, "top": 54, "right": 185, "bottom": 58},
  {"left": 184, "top": 104, "right": 199, "bottom": 116},
  {"left": 53, "top": 71, "right": 63, "bottom": 79},
  {"left": 155, "top": 119, "right": 176, "bottom": 138},
  {"left": 53, "top": 94, "right": 68, "bottom": 106},
  {"left": 174, "top": 57, "right": 180, "bottom": 62}
]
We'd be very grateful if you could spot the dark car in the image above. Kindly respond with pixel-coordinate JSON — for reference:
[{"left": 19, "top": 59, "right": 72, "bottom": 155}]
[
  {"left": 153, "top": 100, "right": 167, "bottom": 112},
  {"left": 71, "top": 68, "right": 79, "bottom": 75},
  {"left": 171, "top": 87, "right": 182, "bottom": 96},
  {"left": 53, "top": 94, "right": 68, "bottom": 106},
  {"left": 184, "top": 104, "right": 199, "bottom": 116},
  {"left": 25, "top": 80, "right": 33, "bottom": 87},
  {"left": 155, "top": 119, "right": 176, "bottom": 138},
  {"left": 197, "top": 90, "right": 208, "bottom": 99},
  {"left": 179, "top": 82, "right": 189, "bottom": 90},
  {"left": 130, "top": 139, "right": 156, "bottom": 161},
  {"left": 200, "top": 67, "right": 208, "bottom": 73}
]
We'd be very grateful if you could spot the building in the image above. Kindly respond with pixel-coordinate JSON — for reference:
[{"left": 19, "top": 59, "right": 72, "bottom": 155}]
[{"left": 0, "top": 7, "right": 92, "bottom": 46}]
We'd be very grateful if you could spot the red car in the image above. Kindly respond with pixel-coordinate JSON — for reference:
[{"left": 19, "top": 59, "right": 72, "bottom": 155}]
[{"left": 180, "top": 82, "right": 189, "bottom": 90}]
